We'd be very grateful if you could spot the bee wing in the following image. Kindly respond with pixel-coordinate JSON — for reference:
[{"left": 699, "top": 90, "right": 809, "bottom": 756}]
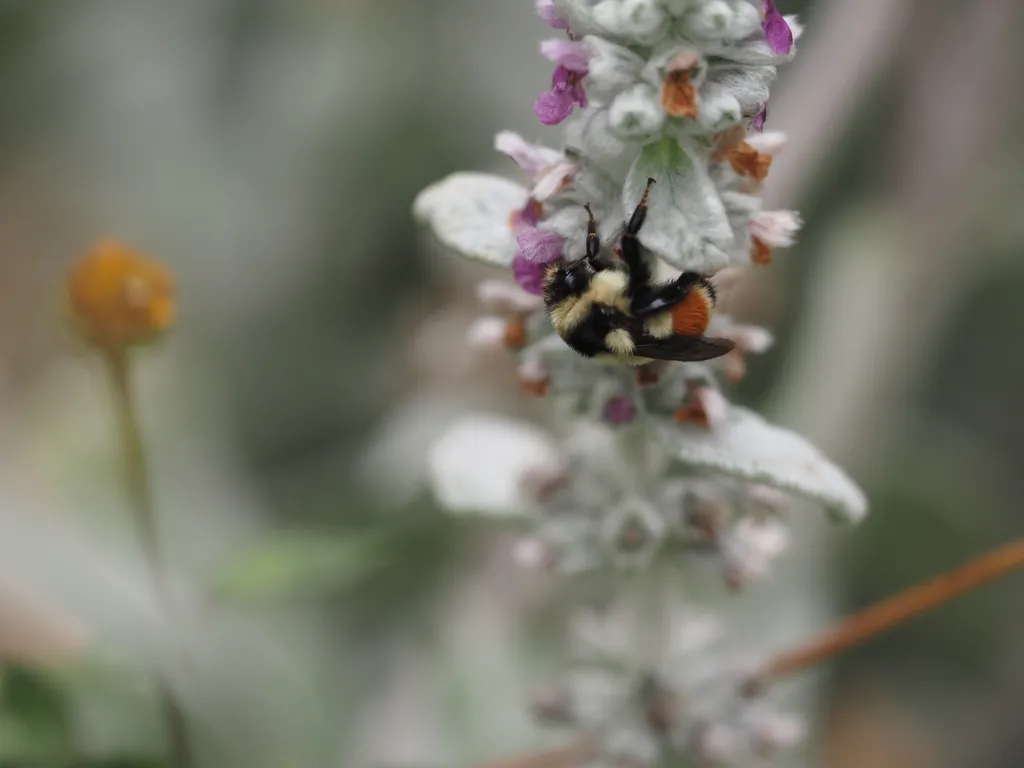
[
  {"left": 631, "top": 273, "right": 705, "bottom": 318},
  {"left": 631, "top": 335, "right": 735, "bottom": 362}
]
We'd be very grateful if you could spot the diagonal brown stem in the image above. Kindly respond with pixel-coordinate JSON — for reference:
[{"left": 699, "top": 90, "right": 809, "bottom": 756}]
[
  {"left": 751, "top": 539, "right": 1024, "bottom": 690},
  {"left": 475, "top": 738, "right": 594, "bottom": 768},
  {"left": 106, "top": 349, "right": 195, "bottom": 768}
]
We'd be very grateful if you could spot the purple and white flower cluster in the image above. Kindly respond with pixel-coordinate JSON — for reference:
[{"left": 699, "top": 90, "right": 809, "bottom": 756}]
[{"left": 414, "top": 2, "right": 864, "bottom": 765}]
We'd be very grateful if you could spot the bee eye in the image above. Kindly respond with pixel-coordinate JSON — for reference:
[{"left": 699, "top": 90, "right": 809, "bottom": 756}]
[{"left": 563, "top": 270, "right": 577, "bottom": 291}]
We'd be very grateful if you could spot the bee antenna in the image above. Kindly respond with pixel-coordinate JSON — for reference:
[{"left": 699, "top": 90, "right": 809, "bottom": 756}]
[{"left": 584, "top": 203, "right": 600, "bottom": 266}]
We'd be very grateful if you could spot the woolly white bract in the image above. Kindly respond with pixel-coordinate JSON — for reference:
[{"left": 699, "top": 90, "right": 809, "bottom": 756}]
[{"left": 413, "top": 2, "right": 865, "bottom": 765}]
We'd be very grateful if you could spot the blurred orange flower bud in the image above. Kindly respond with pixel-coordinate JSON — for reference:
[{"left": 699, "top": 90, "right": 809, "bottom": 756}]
[{"left": 65, "top": 239, "right": 175, "bottom": 350}]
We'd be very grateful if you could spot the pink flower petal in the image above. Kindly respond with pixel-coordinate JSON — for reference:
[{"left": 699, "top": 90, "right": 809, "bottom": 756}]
[
  {"left": 751, "top": 102, "right": 768, "bottom": 131},
  {"left": 513, "top": 255, "right": 547, "bottom": 295},
  {"left": 536, "top": 0, "right": 570, "bottom": 30},
  {"left": 536, "top": 66, "right": 587, "bottom": 125},
  {"left": 516, "top": 227, "right": 564, "bottom": 263},
  {"left": 540, "top": 39, "right": 591, "bottom": 73},
  {"left": 750, "top": 209, "right": 802, "bottom": 248},
  {"left": 570, "top": 78, "right": 588, "bottom": 109},
  {"left": 494, "top": 131, "right": 562, "bottom": 176},
  {"left": 532, "top": 160, "right": 576, "bottom": 201},
  {"left": 722, "top": 323, "right": 774, "bottom": 354},
  {"left": 535, "top": 88, "right": 575, "bottom": 125},
  {"left": 744, "top": 130, "right": 787, "bottom": 155},
  {"left": 694, "top": 387, "right": 728, "bottom": 429},
  {"left": 603, "top": 395, "right": 637, "bottom": 426},
  {"left": 510, "top": 199, "right": 543, "bottom": 229},
  {"left": 762, "top": 1, "right": 793, "bottom": 55}
]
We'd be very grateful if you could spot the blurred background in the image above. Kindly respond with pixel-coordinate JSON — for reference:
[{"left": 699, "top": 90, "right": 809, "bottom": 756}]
[{"left": 0, "top": 0, "right": 1021, "bottom": 766}]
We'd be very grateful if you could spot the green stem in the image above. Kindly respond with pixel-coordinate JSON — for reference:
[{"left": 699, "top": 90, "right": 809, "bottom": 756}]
[{"left": 105, "top": 349, "right": 195, "bottom": 768}]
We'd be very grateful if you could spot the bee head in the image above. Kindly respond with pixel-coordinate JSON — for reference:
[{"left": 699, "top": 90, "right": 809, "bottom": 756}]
[{"left": 542, "top": 256, "right": 595, "bottom": 306}]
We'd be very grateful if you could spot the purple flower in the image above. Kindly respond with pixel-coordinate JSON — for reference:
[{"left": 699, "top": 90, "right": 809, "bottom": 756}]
[
  {"left": 513, "top": 255, "right": 547, "bottom": 295},
  {"left": 512, "top": 227, "right": 563, "bottom": 295},
  {"left": 496, "top": 131, "right": 562, "bottom": 176},
  {"left": 603, "top": 395, "right": 637, "bottom": 426},
  {"left": 535, "top": 40, "right": 590, "bottom": 126},
  {"left": 752, "top": 102, "right": 768, "bottom": 132},
  {"left": 516, "top": 227, "right": 564, "bottom": 263},
  {"left": 510, "top": 197, "right": 543, "bottom": 230},
  {"left": 535, "top": 67, "right": 588, "bottom": 125},
  {"left": 540, "top": 39, "right": 590, "bottom": 72},
  {"left": 536, "top": 0, "right": 570, "bottom": 30},
  {"left": 762, "top": 1, "right": 793, "bottom": 55}
]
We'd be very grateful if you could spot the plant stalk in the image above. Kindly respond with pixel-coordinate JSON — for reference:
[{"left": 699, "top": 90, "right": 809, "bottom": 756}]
[
  {"left": 106, "top": 349, "right": 195, "bottom": 768},
  {"left": 751, "top": 539, "right": 1024, "bottom": 690}
]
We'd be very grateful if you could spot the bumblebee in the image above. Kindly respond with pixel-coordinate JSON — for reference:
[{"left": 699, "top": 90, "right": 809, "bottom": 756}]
[{"left": 542, "top": 178, "right": 735, "bottom": 365}]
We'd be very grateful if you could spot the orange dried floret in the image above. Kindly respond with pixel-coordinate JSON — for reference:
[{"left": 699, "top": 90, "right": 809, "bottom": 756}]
[
  {"left": 504, "top": 318, "right": 528, "bottom": 350},
  {"left": 751, "top": 236, "right": 773, "bottom": 266},
  {"left": 662, "top": 69, "right": 699, "bottom": 119},
  {"left": 661, "top": 51, "right": 702, "bottom": 119},
  {"left": 66, "top": 239, "right": 175, "bottom": 350},
  {"left": 722, "top": 142, "right": 773, "bottom": 182}
]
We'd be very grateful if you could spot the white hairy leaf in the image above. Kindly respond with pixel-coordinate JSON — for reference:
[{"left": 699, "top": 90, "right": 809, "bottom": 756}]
[
  {"left": 658, "top": 406, "right": 868, "bottom": 523},
  {"left": 704, "top": 65, "right": 776, "bottom": 120},
  {"left": 701, "top": 15, "right": 803, "bottom": 65},
  {"left": 428, "top": 415, "right": 559, "bottom": 517},
  {"left": 623, "top": 137, "right": 734, "bottom": 272},
  {"left": 584, "top": 36, "right": 646, "bottom": 104},
  {"left": 608, "top": 83, "right": 666, "bottom": 140},
  {"left": 413, "top": 173, "right": 526, "bottom": 268},
  {"left": 593, "top": 0, "right": 669, "bottom": 43}
]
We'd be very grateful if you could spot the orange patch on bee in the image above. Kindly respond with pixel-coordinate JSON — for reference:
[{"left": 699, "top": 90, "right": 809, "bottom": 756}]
[
  {"left": 723, "top": 143, "right": 772, "bottom": 182},
  {"left": 670, "top": 284, "right": 714, "bottom": 337},
  {"left": 504, "top": 318, "right": 527, "bottom": 350},
  {"left": 751, "top": 236, "right": 773, "bottom": 265}
]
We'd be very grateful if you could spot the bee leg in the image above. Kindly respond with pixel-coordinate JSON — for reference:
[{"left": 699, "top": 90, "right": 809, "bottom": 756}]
[
  {"left": 620, "top": 177, "right": 657, "bottom": 297},
  {"left": 627, "top": 177, "right": 656, "bottom": 234},
  {"left": 583, "top": 203, "right": 601, "bottom": 269}
]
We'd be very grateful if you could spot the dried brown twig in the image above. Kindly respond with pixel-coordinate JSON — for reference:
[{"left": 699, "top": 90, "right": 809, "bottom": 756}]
[
  {"left": 749, "top": 539, "right": 1024, "bottom": 691},
  {"left": 474, "top": 737, "right": 594, "bottom": 768}
]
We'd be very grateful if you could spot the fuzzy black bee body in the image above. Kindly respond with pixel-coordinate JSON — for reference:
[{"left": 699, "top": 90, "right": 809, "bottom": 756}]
[{"left": 541, "top": 178, "right": 735, "bottom": 366}]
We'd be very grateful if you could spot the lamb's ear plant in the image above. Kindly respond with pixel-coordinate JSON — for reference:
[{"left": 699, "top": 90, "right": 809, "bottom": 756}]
[{"left": 414, "top": 1, "right": 868, "bottom": 765}]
